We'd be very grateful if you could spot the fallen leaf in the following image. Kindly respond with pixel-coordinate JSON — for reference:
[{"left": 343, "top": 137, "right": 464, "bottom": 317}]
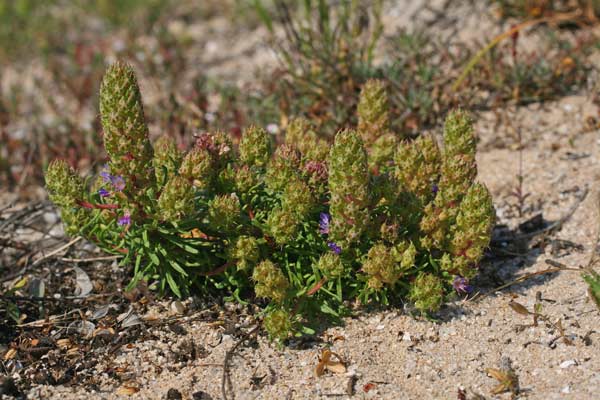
[
  {"left": 508, "top": 301, "right": 530, "bottom": 316},
  {"left": 73, "top": 266, "right": 93, "bottom": 297},
  {"left": 3, "top": 348, "right": 17, "bottom": 361},
  {"left": 28, "top": 278, "right": 45, "bottom": 298},
  {"left": 115, "top": 385, "right": 140, "bottom": 396},
  {"left": 118, "top": 306, "right": 143, "bottom": 328},
  {"left": 363, "top": 382, "right": 376, "bottom": 392},
  {"left": 486, "top": 367, "right": 519, "bottom": 395},
  {"left": 315, "top": 349, "right": 346, "bottom": 377},
  {"left": 67, "top": 320, "right": 95, "bottom": 337},
  {"left": 56, "top": 338, "right": 71, "bottom": 349}
]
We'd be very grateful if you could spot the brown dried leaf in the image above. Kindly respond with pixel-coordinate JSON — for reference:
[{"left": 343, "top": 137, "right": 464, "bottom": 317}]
[
  {"left": 315, "top": 349, "right": 346, "bottom": 377},
  {"left": 3, "top": 348, "right": 17, "bottom": 361},
  {"left": 485, "top": 367, "right": 518, "bottom": 395},
  {"left": 326, "top": 361, "right": 346, "bottom": 374},
  {"left": 509, "top": 301, "right": 530, "bottom": 316},
  {"left": 56, "top": 339, "right": 71, "bottom": 349},
  {"left": 115, "top": 385, "right": 140, "bottom": 396},
  {"left": 66, "top": 347, "right": 80, "bottom": 358}
]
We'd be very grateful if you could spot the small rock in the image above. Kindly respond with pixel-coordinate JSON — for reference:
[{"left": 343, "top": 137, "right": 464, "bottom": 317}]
[
  {"left": 170, "top": 300, "right": 185, "bottom": 315},
  {"left": 375, "top": 324, "right": 385, "bottom": 330},
  {"left": 166, "top": 388, "right": 182, "bottom": 400},
  {"left": 192, "top": 390, "right": 212, "bottom": 400},
  {"left": 0, "top": 376, "right": 19, "bottom": 396},
  {"left": 559, "top": 359, "right": 578, "bottom": 369},
  {"left": 43, "top": 212, "right": 59, "bottom": 224},
  {"left": 562, "top": 385, "right": 571, "bottom": 394}
]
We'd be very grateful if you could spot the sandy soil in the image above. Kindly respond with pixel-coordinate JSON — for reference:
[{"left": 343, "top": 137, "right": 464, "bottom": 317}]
[
  {"left": 3, "top": 1, "right": 600, "bottom": 399},
  {"left": 24, "top": 94, "right": 600, "bottom": 400}
]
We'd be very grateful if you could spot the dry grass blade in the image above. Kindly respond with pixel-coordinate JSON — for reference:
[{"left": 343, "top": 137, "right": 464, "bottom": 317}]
[{"left": 452, "top": 10, "right": 583, "bottom": 91}]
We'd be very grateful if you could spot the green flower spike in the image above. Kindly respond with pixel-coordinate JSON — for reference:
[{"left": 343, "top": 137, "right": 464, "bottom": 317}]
[
  {"left": 420, "top": 110, "right": 479, "bottom": 250},
  {"left": 234, "top": 165, "right": 260, "bottom": 194},
  {"left": 239, "top": 125, "right": 271, "bottom": 168},
  {"left": 45, "top": 159, "right": 85, "bottom": 209},
  {"left": 363, "top": 243, "right": 403, "bottom": 290},
  {"left": 409, "top": 273, "right": 444, "bottom": 312},
  {"left": 153, "top": 135, "right": 182, "bottom": 185},
  {"left": 157, "top": 176, "right": 195, "bottom": 223},
  {"left": 252, "top": 260, "right": 289, "bottom": 303},
  {"left": 207, "top": 193, "right": 240, "bottom": 232},
  {"left": 45, "top": 160, "right": 92, "bottom": 236},
  {"left": 281, "top": 178, "right": 315, "bottom": 218},
  {"left": 266, "top": 207, "right": 299, "bottom": 245},
  {"left": 178, "top": 148, "right": 213, "bottom": 189},
  {"left": 228, "top": 235, "right": 260, "bottom": 271},
  {"left": 357, "top": 79, "right": 389, "bottom": 145},
  {"left": 449, "top": 183, "right": 495, "bottom": 278},
  {"left": 99, "top": 62, "right": 155, "bottom": 197},
  {"left": 316, "top": 252, "right": 345, "bottom": 280},
  {"left": 265, "top": 145, "right": 301, "bottom": 192},
  {"left": 438, "top": 109, "right": 477, "bottom": 207},
  {"left": 285, "top": 118, "right": 329, "bottom": 162},
  {"left": 328, "top": 129, "right": 370, "bottom": 245},
  {"left": 264, "top": 308, "right": 293, "bottom": 342},
  {"left": 395, "top": 135, "right": 441, "bottom": 203}
]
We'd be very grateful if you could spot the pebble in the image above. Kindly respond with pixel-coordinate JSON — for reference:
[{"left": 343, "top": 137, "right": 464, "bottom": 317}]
[
  {"left": 170, "top": 301, "right": 185, "bottom": 315},
  {"left": 42, "top": 212, "right": 59, "bottom": 224},
  {"left": 559, "top": 360, "right": 577, "bottom": 369}
]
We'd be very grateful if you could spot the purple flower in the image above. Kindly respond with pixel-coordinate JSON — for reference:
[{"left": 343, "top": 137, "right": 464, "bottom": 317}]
[
  {"left": 111, "top": 175, "right": 125, "bottom": 192},
  {"left": 98, "top": 188, "right": 110, "bottom": 198},
  {"left": 327, "top": 242, "right": 342, "bottom": 255},
  {"left": 453, "top": 276, "right": 472, "bottom": 294},
  {"left": 99, "top": 165, "right": 125, "bottom": 191},
  {"left": 117, "top": 213, "right": 131, "bottom": 226},
  {"left": 432, "top": 184, "right": 439, "bottom": 195},
  {"left": 100, "top": 166, "right": 112, "bottom": 183},
  {"left": 319, "top": 212, "right": 331, "bottom": 235}
]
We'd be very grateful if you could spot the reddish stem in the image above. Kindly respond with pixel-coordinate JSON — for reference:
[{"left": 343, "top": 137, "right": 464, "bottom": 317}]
[
  {"left": 77, "top": 200, "right": 119, "bottom": 210},
  {"left": 307, "top": 277, "right": 328, "bottom": 296}
]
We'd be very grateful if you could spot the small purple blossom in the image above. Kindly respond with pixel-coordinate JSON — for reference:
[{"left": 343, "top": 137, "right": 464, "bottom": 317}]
[
  {"left": 100, "top": 166, "right": 112, "bottom": 183},
  {"left": 453, "top": 276, "right": 472, "bottom": 294},
  {"left": 327, "top": 241, "right": 342, "bottom": 255},
  {"left": 432, "top": 184, "right": 439, "bottom": 195},
  {"left": 111, "top": 175, "right": 125, "bottom": 192},
  {"left": 319, "top": 212, "right": 331, "bottom": 235},
  {"left": 98, "top": 188, "right": 110, "bottom": 198},
  {"left": 99, "top": 165, "right": 125, "bottom": 191},
  {"left": 117, "top": 213, "right": 131, "bottom": 226}
]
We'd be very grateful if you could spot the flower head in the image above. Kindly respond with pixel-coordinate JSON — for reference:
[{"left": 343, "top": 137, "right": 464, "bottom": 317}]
[
  {"left": 98, "top": 188, "right": 110, "bottom": 198},
  {"left": 452, "top": 276, "right": 473, "bottom": 294},
  {"left": 319, "top": 212, "right": 330, "bottom": 235},
  {"left": 117, "top": 213, "right": 131, "bottom": 226},
  {"left": 99, "top": 165, "right": 125, "bottom": 192},
  {"left": 327, "top": 241, "right": 342, "bottom": 255},
  {"left": 100, "top": 169, "right": 112, "bottom": 183},
  {"left": 111, "top": 175, "right": 125, "bottom": 192}
]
